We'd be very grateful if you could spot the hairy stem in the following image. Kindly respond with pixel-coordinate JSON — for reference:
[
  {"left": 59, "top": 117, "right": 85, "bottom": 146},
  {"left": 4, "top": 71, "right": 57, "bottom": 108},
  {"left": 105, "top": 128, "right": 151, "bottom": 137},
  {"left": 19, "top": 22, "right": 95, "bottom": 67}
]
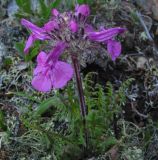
[
  {"left": 71, "top": 55, "right": 88, "bottom": 148},
  {"left": 71, "top": 55, "right": 87, "bottom": 116}
]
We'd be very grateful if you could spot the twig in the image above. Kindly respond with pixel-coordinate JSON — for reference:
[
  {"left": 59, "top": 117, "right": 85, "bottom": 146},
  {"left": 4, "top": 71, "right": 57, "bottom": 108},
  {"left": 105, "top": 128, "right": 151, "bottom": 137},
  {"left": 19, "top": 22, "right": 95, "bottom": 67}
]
[
  {"left": 136, "top": 11, "right": 153, "bottom": 42},
  {"left": 136, "top": 11, "right": 158, "bottom": 56},
  {"left": 131, "top": 103, "right": 148, "bottom": 119}
]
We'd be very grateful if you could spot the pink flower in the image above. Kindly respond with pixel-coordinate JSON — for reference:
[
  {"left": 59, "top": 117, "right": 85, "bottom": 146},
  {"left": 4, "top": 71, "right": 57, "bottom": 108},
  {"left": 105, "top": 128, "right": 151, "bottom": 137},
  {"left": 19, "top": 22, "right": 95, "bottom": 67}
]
[
  {"left": 21, "top": 4, "right": 127, "bottom": 93},
  {"left": 21, "top": 19, "right": 50, "bottom": 53},
  {"left": 32, "top": 42, "right": 73, "bottom": 92},
  {"left": 75, "top": 4, "right": 90, "bottom": 17},
  {"left": 69, "top": 20, "right": 78, "bottom": 33},
  {"left": 86, "top": 27, "right": 126, "bottom": 61}
]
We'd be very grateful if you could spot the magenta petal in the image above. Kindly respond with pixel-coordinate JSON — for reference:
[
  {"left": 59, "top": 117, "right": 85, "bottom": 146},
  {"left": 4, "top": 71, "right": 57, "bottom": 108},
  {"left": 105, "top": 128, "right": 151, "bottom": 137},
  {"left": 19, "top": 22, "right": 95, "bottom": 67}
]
[
  {"left": 32, "top": 74, "right": 52, "bottom": 92},
  {"left": 37, "top": 51, "right": 47, "bottom": 64},
  {"left": 87, "top": 27, "right": 126, "bottom": 42},
  {"left": 69, "top": 20, "right": 78, "bottom": 33},
  {"left": 21, "top": 18, "right": 44, "bottom": 33},
  {"left": 84, "top": 24, "right": 94, "bottom": 33},
  {"left": 107, "top": 40, "right": 122, "bottom": 61},
  {"left": 51, "top": 61, "right": 73, "bottom": 89},
  {"left": 21, "top": 18, "right": 50, "bottom": 40},
  {"left": 33, "top": 66, "right": 44, "bottom": 75},
  {"left": 33, "top": 51, "right": 48, "bottom": 75},
  {"left": 44, "top": 20, "right": 59, "bottom": 32},
  {"left": 24, "top": 34, "right": 35, "bottom": 54},
  {"left": 75, "top": 4, "right": 90, "bottom": 17},
  {"left": 51, "top": 9, "right": 59, "bottom": 17},
  {"left": 46, "top": 41, "right": 67, "bottom": 63}
]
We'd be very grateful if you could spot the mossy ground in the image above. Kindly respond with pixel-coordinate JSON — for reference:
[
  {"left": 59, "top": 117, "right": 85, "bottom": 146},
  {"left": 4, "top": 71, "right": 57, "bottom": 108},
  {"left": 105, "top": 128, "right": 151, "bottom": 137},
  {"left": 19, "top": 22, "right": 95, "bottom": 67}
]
[{"left": 1, "top": 0, "right": 158, "bottom": 159}]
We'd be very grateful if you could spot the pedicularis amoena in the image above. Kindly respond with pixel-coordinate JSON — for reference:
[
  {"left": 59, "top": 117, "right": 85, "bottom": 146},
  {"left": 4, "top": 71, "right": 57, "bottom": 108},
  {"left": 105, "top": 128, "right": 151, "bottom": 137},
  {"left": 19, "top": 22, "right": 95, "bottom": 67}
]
[{"left": 21, "top": 4, "right": 126, "bottom": 147}]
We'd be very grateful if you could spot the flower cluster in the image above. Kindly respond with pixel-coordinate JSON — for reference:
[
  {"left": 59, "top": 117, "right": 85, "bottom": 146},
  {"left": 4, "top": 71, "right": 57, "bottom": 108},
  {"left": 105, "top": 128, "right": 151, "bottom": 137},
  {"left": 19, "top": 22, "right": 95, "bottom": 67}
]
[{"left": 21, "top": 4, "right": 126, "bottom": 92}]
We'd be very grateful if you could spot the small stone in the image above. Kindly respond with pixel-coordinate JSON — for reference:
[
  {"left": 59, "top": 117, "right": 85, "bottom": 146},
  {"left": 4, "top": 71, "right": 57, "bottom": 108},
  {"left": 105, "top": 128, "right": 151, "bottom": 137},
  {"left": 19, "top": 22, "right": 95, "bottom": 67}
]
[
  {"left": 16, "top": 62, "right": 28, "bottom": 71},
  {"left": 137, "top": 56, "right": 147, "bottom": 69}
]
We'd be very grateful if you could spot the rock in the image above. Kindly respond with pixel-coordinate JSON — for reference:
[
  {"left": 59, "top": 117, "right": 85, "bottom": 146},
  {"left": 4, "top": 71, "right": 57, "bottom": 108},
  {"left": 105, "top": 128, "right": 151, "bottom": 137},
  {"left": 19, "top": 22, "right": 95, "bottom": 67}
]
[
  {"left": 151, "top": 0, "right": 158, "bottom": 21},
  {"left": 0, "top": 19, "right": 24, "bottom": 48},
  {"left": 0, "top": 18, "right": 25, "bottom": 67},
  {"left": 7, "top": 0, "right": 18, "bottom": 18},
  {"left": 136, "top": 0, "right": 158, "bottom": 21},
  {"left": 0, "top": 0, "right": 8, "bottom": 6},
  {"left": 136, "top": 56, "right": 147, "bottom": 69},
  {"left": 136, "top": 0, "right": 152, "bottom": 13},
  {"left": 16, "top": 62, "right": 28, "bottom": 71},
  {"left": 7, "top": 0, "right": 45, "bottom": 18}
]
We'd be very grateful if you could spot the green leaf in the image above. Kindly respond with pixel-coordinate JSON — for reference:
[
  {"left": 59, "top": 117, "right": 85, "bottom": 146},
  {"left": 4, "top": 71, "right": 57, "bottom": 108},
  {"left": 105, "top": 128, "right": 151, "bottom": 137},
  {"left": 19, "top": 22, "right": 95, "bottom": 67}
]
[
  {"left": 15, "top": 41, "right": 25, "bottom": 58},
  {"left": 77, "top": 0, "right": 85, "bottom": 4},
  {"left": 3, "top": 57, "right": 13, "bottom": 68},
  {"left": 101, "top": 137, "right": 117, "bottom": 151},
  {"left": 41, "top": 133, "right": 51, "bottom": 149},
  {"left": 16, "top": 0, "right": 23, "bottom": 7},
  {"left": 43, "top": 0, "right": 62, "bottom": 20},
  {"left": 16, "top": 0, "right": 32, "bottom": 13},
  {"left": 77, "top": 0, "right": 92, "bottom": 4},
  {"left": 51, "top": 0, "right": 62, "bottom": 8},
  {"left": 24, "top": 41, "right": 41, "bottom": 61},
  {"left": 34, "top": 97, "right": 64, "bottom": 117},
  {"left": 39, "top": 0, "right": 50, "bottom": 19},
  {"left": 0, "top": 110, "right": 7, "bottom": 131},
  {"left": 25, "top": 47, "right": 39, "bottom": 62},
  {"left": 15, "top": 11, "right": 31, "bottom": 19}
]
